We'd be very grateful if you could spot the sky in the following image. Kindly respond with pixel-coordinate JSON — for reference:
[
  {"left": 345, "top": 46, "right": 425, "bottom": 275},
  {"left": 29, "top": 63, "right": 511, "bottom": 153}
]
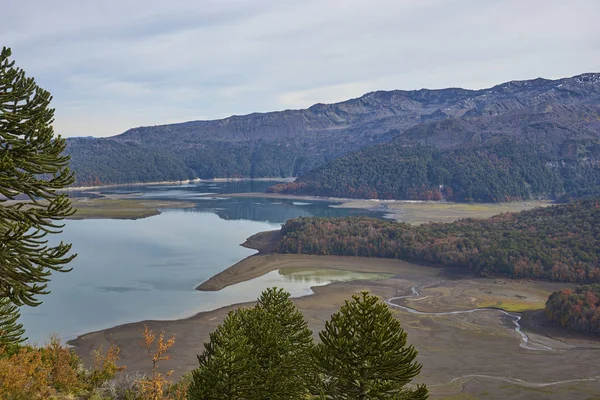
[{"left": 3, "top": 0, "right": 600, "bottom": 138}]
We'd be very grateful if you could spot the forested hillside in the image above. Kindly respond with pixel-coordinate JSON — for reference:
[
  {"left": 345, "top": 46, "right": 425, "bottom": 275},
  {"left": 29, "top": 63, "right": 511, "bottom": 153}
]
[
  {"left": 545, "top": 284, "right": 600, "bottom": 334},
  {"left": 269, "top": 139, "right": 565, "bottom": 202},
  {"left": 67, "top": 73, "right": 600, "bottom": 187},
  {"left": 274, "top": 198, "right": 600, "bottom": 283},
  {"left": 270, "top": 105, "right": 600, "bottom": 202}
]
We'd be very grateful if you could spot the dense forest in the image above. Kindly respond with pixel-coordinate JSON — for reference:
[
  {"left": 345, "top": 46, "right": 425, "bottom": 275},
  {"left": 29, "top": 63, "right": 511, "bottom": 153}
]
[
  {"left": 66, "top": 138, "right": 341, "bottom": 186},
  {"left": 269, "top": 140, "right": 568, "bottom": 202},
  {"left": 67, "top": 73, "right": 600, "bottom": 188},
  {"left": 274, "top": 198, "right": 600, "bottom": 283},
  {"left": 545, "top": 284, "right": 600, "bottom": 334},
  {"left": 270, "top": 105, "right": 600, "bottom": 202}
]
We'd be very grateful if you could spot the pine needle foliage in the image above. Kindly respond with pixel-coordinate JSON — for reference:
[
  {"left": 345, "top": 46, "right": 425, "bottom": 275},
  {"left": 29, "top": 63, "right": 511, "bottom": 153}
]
[
  {"left": 188, "top": 309, "right": 258, "bottom": 399},
  {"left": 0, "top": 296, "right": 26, "bottom": 348},
  {"left": 312, "top": 291, "right": 428, "bottom": 400},
  {"left": 189, "top": 288, "right": 315, "bottom": 399},
  {"left": 0, "top": 46, "right": 75, "bottom": 308},
  {"left": 244, "top": 287, "right": 314, "bottom": 398}
]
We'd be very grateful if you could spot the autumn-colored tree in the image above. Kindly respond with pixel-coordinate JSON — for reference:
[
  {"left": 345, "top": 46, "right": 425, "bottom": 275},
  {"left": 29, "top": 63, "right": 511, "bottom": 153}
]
[
  {"left": 88, "top": 344, "right": 127, "bottom": 389},
  {"left": 0, "top": 335, "right": 124, "bottom": 398},
  {"left": 0, "top": 344, "right": 53, "bottom": 399},
  {"left": 42, "top": 334, "right": 81, "bottom": 393},
  {"left": 137, "top": 325, "right": 177, "bottom": 400},
  {"left": 312, "top": 292, "right": 428, "bottom": 399}
]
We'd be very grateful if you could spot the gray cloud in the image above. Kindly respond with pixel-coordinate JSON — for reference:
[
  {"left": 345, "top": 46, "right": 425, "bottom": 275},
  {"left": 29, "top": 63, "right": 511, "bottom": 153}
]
[{"left": 2, "top": 0, "right": 599, "bottom": 137}]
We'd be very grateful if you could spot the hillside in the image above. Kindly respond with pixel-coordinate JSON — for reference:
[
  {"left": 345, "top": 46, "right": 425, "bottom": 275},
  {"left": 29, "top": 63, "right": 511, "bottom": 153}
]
[
  {"left": 66, "top": 73, "right": 600, "bottom": 187},
  {"left": 270, "top": 103, "right": 600, "bottom": 202},
  {"left": 269, "top": 139, "right": 567, "bottom": 202},
  {"left": 272, "top": 198, "right": 600, "bottom": 283}
]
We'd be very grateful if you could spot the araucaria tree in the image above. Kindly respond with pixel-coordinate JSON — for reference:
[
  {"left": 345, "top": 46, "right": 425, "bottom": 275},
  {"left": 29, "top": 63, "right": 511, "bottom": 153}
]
[
  {"left": 244, "top": 287, "right": 314, "bottom": 398},
  {"left": 188, "top": 309, "right": 258, "bottom": 399},
  {"left": 312, "top": 291, "right": 428, "bottom": 400},
  {"left": 0, "top": 297, "right": 25, "bottom": 348},
  {"left": 0, "top": 47, "right": 75, "bottom": 344},
  {"left": 189, "top": 288, "right": 314, "bottom": 399}
]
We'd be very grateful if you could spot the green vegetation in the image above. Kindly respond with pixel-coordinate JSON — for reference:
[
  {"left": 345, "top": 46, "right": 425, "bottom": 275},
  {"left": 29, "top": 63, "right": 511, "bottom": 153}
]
[
  {"left": 313, "top": 292, "right": 428, "bottom": 399},
  {"left": 67, "top": 74, "right": 600, "bottom": 192},
  {"left": 0, "top": 297, "right": 25, "bottom": 348},
  {"left": 190, "top": 288, "right": 314, "bottom": 399},
  {"left": 545, "top": 284, "right": 600, "bottom": 333},
  {"left": 188, "top": 309, "right": 258, "bottom": 399},
  {"left": 476, "top": 298, "right": 546, "bottom": 313},
  {"left": 66, "top": 137, "right": 340, "bottom": 186},
  {"left": 269, "top": 139, "right": 589, "bottom": 202},
  {"left": 274, "top": 198, "right": 600, "bottom": 283},
  {"left": 0, "top": 47, "right": 75, "bottom": 348},
  {"left": 190, "top": 289, "right": 427, "bottom": 399}
]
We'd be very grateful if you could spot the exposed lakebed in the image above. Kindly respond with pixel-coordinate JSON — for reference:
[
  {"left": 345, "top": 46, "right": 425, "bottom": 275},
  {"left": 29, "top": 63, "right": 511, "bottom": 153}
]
[{"left": 20, "top": 181, "right": 385, "bottom": 343}]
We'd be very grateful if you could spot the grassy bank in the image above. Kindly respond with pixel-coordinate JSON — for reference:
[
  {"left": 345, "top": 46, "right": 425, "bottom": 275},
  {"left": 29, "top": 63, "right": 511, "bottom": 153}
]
[{"left": 69, "top": 198, "right": 196, "bottom": 220}]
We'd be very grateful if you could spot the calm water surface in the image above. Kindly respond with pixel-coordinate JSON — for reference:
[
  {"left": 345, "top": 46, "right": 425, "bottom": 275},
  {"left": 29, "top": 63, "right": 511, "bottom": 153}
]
[{"left": 20, "top": 181, "right": 384, "bottom": 343}]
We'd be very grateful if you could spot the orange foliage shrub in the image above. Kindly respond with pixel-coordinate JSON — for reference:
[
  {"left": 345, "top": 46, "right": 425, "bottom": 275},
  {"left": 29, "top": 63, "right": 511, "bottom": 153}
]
[
  {"left": 136, "top": 325, "right": 186, "bottom": 400},
  {"left": 0, "top": 335, "right": 125, "bottom": 399},
  {"left": 0, "top": 345, "right": 53, "bottom": 399}
]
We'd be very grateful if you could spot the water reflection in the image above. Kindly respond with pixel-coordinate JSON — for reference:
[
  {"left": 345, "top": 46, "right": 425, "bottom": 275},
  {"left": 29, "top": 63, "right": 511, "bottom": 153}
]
[
  {"left": 216, "top": 269, "right": 393, "bottom": 305},
  {"left": 21, "top": 182, "right": 385, "bottom": 343}
]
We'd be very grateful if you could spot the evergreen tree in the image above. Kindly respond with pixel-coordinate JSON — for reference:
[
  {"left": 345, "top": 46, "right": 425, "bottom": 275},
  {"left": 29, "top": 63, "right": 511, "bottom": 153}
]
[
  {"left": 243, "top": 287, "right": 314, "bottom": 399},
  {"left": 188, "top": 309, "right": 258, "bottom": 399},
  {"left": 0, "top": 297, "right": 25, "bottom": 349},
  {"left": 0, "top": 46, "right": 75, "bottom": 308},
  {"left": 312, "top": 291, "right": 428, "bottom": 400},
  {"left": 189, "top": 288, "right": 314, "bottom": 399}
]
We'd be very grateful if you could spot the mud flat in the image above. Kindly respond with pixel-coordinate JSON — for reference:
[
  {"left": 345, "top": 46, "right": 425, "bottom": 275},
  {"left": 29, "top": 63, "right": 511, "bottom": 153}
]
[
  {"left": 333, "top": 199, "right": 553, "bottom": 224},
  {"left": 196, "top": 254, "right": 416, "bottom": 291},
  {"left": 70, "top": 251, "right": 600, "bottom": 400},
  {"left": 221, "top": 193, "right": 552, "bottom": 224}
]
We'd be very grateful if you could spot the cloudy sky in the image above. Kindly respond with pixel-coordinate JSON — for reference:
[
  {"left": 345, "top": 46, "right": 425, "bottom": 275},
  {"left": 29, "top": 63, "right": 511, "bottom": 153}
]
[{"left": 3, "top": 0, "right": 599, "bottom": 138}]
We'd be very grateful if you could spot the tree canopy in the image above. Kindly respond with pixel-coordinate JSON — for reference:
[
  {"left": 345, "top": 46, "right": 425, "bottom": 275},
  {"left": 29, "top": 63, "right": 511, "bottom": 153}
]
[
  {"left": 545, "top": 284, "right": 600, "bottom": 334},
  {"left": 274, "top": 199, "right": 600, "bottom": 283},
  {"left": 0, "top": 47, "right": 75, "bottom": 347},
  {"left": 190, "top": 288, "right": 427, "bottom": 399},
  {"left": 0, "top": 46, "right": 75, "bottom": 307},
  {"left": 189, "top": 288, "right": 315, "bottom": 399},
  {"left": 268, "top": 140, "right": 572, "bottom": 202},
  {"left": 313, "top": 291, "right": 428, "bottom": 399}
]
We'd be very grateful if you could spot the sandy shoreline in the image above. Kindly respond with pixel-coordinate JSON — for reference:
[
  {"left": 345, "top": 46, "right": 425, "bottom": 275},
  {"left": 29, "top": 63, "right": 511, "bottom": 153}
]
[
  {"left": 69, "top": 255, "right": 444, "bottom": 377},
  {"left": 197, "top": 253, "right": 415, "bottom": 291}
]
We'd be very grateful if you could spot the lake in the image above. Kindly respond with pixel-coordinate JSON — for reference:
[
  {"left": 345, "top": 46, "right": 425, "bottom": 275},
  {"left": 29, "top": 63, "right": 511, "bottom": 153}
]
[{"left": 19, "top": 181, "right": 384, "bottom": 343}]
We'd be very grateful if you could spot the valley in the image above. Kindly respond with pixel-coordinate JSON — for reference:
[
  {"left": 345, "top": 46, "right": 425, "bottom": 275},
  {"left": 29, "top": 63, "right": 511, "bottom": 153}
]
[{"left": 3, "top": 5, "right": 600, "bottom": 399}]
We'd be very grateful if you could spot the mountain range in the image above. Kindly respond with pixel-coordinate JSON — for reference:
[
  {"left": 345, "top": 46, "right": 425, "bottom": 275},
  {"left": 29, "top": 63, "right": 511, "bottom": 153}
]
[{"left": 67, "top": 73, "right": 600, "bottom": 201}]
